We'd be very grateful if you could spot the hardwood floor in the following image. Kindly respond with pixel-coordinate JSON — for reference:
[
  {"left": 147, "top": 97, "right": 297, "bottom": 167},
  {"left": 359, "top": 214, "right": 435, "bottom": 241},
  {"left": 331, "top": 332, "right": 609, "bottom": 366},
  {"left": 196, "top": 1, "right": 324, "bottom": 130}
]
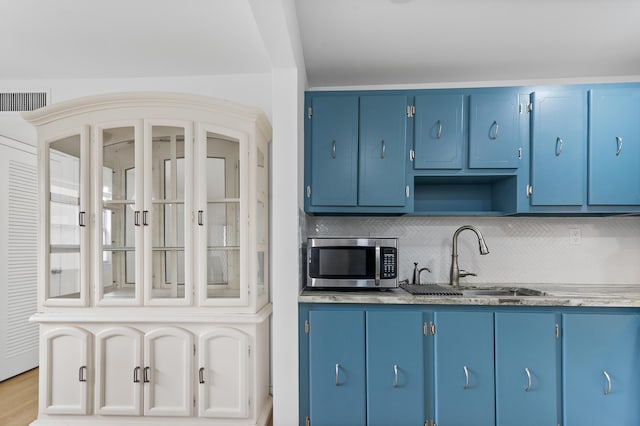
[{"left": 0, "top": 368, "right": 38, "bottom": 426}]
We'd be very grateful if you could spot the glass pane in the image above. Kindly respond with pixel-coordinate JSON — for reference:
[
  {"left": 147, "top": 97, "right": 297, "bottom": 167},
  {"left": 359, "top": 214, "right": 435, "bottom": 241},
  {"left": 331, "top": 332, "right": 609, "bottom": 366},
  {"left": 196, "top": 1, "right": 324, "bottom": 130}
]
[
  {"left": 151, "top": 126, "right": 186, "bottom": 299},
  {"left": 205, "top": 133, "right": 241, "bottom": 300},
  {"left": 101, "top": 127, "right": 137, "bottom": 300},
  {"left": 257, "top": 251, "right": 265, "bottom": 295},
  {"left": 257, "top": 200, "right": 265, "bottom": 245},
  {"left": 49, "top": 136, "right": 81, "bottom": 300},
  {"left": 257, "top": 146, "right": 266, "bottom": 195},
  {"left": 206, "top": 249, "right": 240, "bottom": 298}
]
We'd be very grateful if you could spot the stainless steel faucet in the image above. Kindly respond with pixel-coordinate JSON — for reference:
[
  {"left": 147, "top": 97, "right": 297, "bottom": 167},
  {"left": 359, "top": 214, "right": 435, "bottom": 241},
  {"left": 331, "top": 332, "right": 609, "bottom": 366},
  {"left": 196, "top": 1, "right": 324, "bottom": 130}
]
[{"left": 450, "top": 225, "right": 490, "bottom": 288}]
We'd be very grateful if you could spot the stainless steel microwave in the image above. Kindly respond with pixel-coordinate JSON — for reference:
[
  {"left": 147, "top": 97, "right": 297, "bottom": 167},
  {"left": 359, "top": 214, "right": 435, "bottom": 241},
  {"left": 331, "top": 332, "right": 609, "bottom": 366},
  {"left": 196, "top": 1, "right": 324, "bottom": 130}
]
[{"left": 306, "top": 237, "right": 398, "bottom": 289}]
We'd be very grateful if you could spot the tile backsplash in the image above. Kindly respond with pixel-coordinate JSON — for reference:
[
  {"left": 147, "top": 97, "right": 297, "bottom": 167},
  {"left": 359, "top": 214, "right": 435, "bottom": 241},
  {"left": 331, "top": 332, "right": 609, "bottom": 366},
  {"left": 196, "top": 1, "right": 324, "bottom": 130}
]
[{"left": 303, "top": 216, "right": 640, "bottom": 286}]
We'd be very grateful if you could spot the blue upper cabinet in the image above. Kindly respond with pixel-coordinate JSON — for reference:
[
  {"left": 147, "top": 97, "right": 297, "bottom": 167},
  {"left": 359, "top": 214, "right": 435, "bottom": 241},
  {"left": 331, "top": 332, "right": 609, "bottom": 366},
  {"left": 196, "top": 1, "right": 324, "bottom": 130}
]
[
  {"left": 305, "top": 93, "right": 409, "bottom": 213},
  {"left": 359, "top": 95, "right": 409, "bottom": 206},
  {"left": 413, "top": 93, "right": 464, "bottom": 169},
  {"left": 469, "top": 92, "right": 521, "bottom": 169},
  {"left": 588, "top": 88, "right": 640, "bottom": 205},
  {"left": 434, "top": 311, "right": 495, "bottom": 426},
  {"left": 563, "top": 313, "right": 640, "bottom": 426},
  {"left": 308, "top": 310, "right": 366, "bottom": 426},
  {"left": 495, "top": 312, "right": 561, "bottom": 426},
  {"left": 529, "top": 90, "right": 587, "bottom": 206},
  {"left": 307, "top": 95, "right": 359, "bottom": 207},
  {"left": 366, "top": 311, "right": 426, "bottom": 426}
]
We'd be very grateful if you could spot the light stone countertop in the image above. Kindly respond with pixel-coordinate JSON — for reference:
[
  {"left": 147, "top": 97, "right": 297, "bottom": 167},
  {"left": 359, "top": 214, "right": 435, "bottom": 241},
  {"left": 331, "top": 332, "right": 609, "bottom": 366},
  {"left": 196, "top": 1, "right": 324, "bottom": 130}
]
[{"left": 299, "top": 283, "right": 640, "bottom": 308}]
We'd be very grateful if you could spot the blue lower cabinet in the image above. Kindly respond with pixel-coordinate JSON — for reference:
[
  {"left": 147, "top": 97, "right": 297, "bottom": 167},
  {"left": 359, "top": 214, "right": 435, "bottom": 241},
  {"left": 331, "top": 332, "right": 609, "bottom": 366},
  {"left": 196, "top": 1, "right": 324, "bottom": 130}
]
[
  {"left": 308, "top": 310, "right": 366, "bottom": 426},
  {"left": 366, "top": 311, "right": 426, "bottom": 426},
  {"left": 434, "top": 311, "right": 495, "bottom": 426},
  {"left": 563, "top": 313, "right": 640, "bottom": 425},
  {"left": 495, "top": 312, "right": 561, "bottom": 426}
]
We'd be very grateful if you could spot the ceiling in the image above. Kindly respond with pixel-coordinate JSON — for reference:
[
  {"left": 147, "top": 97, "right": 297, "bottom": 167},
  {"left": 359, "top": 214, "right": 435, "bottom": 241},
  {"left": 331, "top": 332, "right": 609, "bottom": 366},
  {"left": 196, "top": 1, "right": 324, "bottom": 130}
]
[{"left": 2, "top": 0, "right": 640, "bottom": 88}]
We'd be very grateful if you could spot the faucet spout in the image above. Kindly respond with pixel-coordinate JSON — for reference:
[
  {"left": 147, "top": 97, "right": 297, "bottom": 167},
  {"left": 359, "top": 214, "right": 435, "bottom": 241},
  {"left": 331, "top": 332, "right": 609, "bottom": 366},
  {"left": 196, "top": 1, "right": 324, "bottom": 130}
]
[{"left": 450, "top": 225, "right": 490, "bottom": 288}]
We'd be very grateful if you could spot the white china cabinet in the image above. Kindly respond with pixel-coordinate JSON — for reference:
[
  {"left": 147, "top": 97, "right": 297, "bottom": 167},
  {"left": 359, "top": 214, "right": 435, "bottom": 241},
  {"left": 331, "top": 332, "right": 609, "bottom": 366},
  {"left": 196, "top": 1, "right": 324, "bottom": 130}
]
[{"left": 24, "top": 93, "right": 272, "bottom": 426}]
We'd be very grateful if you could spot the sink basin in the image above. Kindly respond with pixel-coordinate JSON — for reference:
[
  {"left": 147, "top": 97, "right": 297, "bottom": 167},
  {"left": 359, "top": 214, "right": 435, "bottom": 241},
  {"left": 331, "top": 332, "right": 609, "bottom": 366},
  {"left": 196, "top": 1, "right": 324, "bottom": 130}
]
[{"left": 461, "top": 287, "right": 546, "bottom": 297}]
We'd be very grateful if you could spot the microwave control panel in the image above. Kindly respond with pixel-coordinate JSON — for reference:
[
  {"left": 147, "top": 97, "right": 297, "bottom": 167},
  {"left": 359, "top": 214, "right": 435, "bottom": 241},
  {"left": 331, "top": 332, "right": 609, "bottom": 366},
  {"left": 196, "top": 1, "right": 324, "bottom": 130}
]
[{"left": 381, "top": 247, "right": 397, "bottom": 279}]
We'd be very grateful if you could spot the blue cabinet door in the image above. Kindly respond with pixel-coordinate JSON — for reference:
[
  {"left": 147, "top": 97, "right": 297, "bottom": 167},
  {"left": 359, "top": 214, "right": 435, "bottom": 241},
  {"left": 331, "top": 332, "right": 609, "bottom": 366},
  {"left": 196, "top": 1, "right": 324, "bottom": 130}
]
[
  {"left": 413, "top": 94, "right": 465, "bottom": 169},
  {"left": 495, "top": 312, "right": 561, "bottom": 426},
  {"left": 366, "top": 310, "right": 425, "bottom": 426},
  {"left": 308, "top": 310, "right": 366, "bottom": 426},
  {"left": 434, "top": 311, "right": 495, "bottom": 426},
  {"left": 309, "top": 96, "right": 359, "bottom": 206},
  {"left": 563, "top": 313, "right": 640, "bottom": 425},
  {"left": 469, "top": 92, "right": 520, "bottom": 169},
  {"left": 530, "top": 90, "right": 586, "bottom": 206},
  {"left": 359, "top": 95, "right": 408, "bottom": 206},
  {"left": 588, "top": 88, "right": 640, "bottom": 205}
]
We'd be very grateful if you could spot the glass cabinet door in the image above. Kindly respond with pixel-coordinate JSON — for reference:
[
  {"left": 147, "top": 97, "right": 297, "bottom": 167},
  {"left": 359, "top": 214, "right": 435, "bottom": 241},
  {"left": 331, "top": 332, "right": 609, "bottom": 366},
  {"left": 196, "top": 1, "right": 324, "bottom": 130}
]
[
  {"left": 46, "top": 129, "right": 89, "bottom": 305},
  {"left": 255, "top": 143, "right": 269, "bottom": 305},
  {"left": 145, "top": 123, "right": 193, "bottom": 305},
  {"left": 97, "top": 125, "right": 141, "bottom": 304},
  {"left": 197, "top": 130, "right": 244, "bottom": 305}
]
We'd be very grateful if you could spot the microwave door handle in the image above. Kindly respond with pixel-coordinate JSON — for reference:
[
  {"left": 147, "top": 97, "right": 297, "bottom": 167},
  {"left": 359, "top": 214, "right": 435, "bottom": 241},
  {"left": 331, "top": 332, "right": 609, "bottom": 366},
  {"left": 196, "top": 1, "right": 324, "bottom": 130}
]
[{"left": 375, "top": 243, "right": 381, "bottom": 286}]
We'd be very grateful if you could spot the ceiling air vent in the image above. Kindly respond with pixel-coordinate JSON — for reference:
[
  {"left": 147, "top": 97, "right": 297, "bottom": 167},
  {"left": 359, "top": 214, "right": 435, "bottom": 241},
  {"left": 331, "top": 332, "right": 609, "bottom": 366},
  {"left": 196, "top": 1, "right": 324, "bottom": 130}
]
[{"left": 0, "top": 91, "right": 48, "bottom": 112}]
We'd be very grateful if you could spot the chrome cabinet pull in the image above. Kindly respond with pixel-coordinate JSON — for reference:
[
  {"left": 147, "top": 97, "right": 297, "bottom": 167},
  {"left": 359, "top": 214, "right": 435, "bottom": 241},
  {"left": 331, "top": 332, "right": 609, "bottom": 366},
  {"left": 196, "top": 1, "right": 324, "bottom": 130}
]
[
  {"left": 78, "top": 211, "right": 86, "bottom": 227},
  {"left": 393, "top": 364, "right": 399, "bottom": 387},
  {"left": 78, "top": 366, "right": 87, "bottom": 382},
  {"left": 616, "top": 136, "right": 623, "bottom": 156},
  {"left": 463, "top": 365, "right": 469, "bottom": 389},
  {"left": 436, "top": 120, "right": 443, "bottom": 139},
  {"left": 134, "top": 211, "right": 141, "bottom": 226},
  {"left": 381, "top": 140, "right": 385, "bottom": 159},
  {"left": 142, "top": 210, "right": 149, "bottom": 226},
  {"left": 197, "top": 210, "right": 204, "bottom": 226},
  {"left": 199, "top": 367, "right": 205, "bottom": 384},
  {"left": 525, "top": 367, "right": 532, "bottom": 392},
  {"left": 133, "top": 366, "right": 141, "bottom": 383},
  {"left": 490, "top": 121, "right": 499, "bottom": 140},
  {"left": 331, "top": 140, "right": 336, "bottom": 159},
  {"left": 603, "top": 371, "right": 612, "bottom": 395},
  {"left": 555, "top": 137, "right": 564, "bottom": 156},
  {"left": 143, "top": 366, "right": 150, "bottom": 383},
  {"left": 335, "top": 363, "right": 340, "bottom": 386}
]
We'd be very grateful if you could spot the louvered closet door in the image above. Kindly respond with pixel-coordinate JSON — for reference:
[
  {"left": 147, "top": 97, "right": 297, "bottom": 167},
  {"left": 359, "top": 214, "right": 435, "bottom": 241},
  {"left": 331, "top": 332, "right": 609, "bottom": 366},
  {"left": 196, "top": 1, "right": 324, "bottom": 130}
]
[{"left": 0, "top": 137, "right": 38, "bottom": 381}]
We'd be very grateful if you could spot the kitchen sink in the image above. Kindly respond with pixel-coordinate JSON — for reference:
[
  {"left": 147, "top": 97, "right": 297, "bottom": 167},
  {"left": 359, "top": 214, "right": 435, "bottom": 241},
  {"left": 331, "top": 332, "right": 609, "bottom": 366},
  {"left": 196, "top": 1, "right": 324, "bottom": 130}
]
[{"left": 461, "top": 287, "right": 546, "bottom": 297}]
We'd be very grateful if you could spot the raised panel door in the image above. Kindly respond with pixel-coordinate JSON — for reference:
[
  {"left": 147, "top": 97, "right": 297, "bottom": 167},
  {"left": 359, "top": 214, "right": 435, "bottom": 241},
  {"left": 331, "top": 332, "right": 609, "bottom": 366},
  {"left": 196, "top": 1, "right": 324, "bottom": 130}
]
[
  {"left": 495, "top": 312, "right": 561, "bottom": 426},
  {"left": 41, "top": 327, "right": 91, "bottom": 415},
  {"left": 563, "top": 313, "right": 640, "bottom": 425},
  {"left": 434, "top": 311, "right": 495, "bottom": 426},
  {"left": 198, "top": 328, "right": 249, "bottom": 418},
  {"left": 530, "top": 90, "right": 586, "bottom": 205},
  {"left": 413, "top": 93, "right": 464, "bottom": 169},
  {"left": 366, "top": 310, "right": 425, "bottom": 426},
  {"left": 308, "top": 310, "right": 366, "bottom": 426},
  {"left": 94, "top": 327, "right": 143, "bottom": 416},
  {"left": 469, "top": 92, "right": 520, "bottom": 168},
  {"left": 359, "top": 95, "right": 408, "bottom": 206},
  {"left": 143, "top": 327, "right": 193, "bottom": 417},
  {"left": 588, "top": 88, "right": 640, "bottom": 205},
  {"left": 309, "top": 96, "right": 359, "bottom": 207}
]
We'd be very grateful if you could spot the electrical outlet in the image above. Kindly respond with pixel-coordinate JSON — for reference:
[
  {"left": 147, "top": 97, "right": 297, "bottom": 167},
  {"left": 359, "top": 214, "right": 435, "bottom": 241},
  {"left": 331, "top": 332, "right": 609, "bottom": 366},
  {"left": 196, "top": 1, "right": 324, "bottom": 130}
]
[{"left": 569, "top": 228, "right": 581, "bottom": 245}]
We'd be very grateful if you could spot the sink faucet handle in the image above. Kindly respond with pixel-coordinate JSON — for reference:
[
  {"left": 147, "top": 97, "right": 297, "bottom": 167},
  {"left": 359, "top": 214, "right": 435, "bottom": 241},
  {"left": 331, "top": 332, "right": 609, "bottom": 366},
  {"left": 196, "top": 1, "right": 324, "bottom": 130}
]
[{"left": 459, "top": 269, "right": 477, "bottom": 278}]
